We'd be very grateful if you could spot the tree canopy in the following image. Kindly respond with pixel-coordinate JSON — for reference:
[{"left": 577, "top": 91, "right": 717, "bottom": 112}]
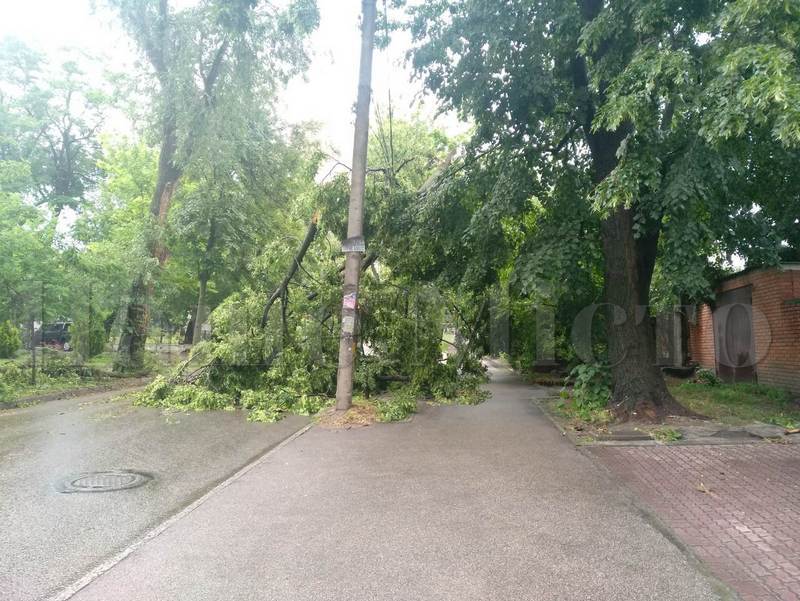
[{"left": 1, "top": 0, "right": 798, "bottom": 422}]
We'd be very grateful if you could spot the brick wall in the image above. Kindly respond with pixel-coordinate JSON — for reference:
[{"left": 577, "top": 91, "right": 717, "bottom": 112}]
[
  {"left": 688, "top": 304, "right": 715, "bottom": 370},
  {"left": 689, "top": 266, "right": 800, "bottom": 395}
]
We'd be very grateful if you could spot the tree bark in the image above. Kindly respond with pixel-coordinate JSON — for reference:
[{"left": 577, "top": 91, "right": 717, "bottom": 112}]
[
  {"left": 114, "top": 110, "right": 181, "bottom": 371},
  {"left": 183, "top": 313, "right": 195, "bottom": 345},
  {"left": 192, "top": 274, "right": 208, "bottom": 344},
  {"left": 192, "top": 218, "right": 218, "bottom": 344},
  {"left": 601, "top": 209, "right": 682, "bottom": 420},
  {"left": 114, "top": 275, "right": 150, "bottom": 372},
  {"left": 586, "top": 130, "right": 684, "bottom": 421}
]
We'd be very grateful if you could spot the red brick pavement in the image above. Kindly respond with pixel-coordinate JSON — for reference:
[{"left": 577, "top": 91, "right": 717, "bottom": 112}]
[{"left": 590, "top": 444, "right": 800, "bottom": 601}]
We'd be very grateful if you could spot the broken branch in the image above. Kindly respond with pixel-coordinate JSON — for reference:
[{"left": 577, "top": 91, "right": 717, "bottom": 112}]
[{"left": 261, "top": 212, "right": 319, "bottom": 328}]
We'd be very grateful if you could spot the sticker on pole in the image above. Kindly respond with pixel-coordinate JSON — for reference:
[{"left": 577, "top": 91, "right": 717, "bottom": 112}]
[
  {"left": 342, "top": 236, "right": 366, "bottom": 254},
  {"left": 343, "top": 293, "right": 357, "bottom": 310},
  {"left": 342, "top": 315, "right": 355, "bottom": 334}
]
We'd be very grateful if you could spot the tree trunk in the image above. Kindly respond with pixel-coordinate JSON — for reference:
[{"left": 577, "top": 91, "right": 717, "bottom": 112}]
[
  {"left": 587, "top": 130, "right": 684, "bottom": 421},
  {"left": 192, "top": 218, "right": 217, "bottom": 344},
  {"left": 183, "top": 314, "right": 195, "bottom": 345},
  {"left": 192, "top": 274, "right": 208, "bottom": 344},
  {"left": 29, "top": 317, "right": 36, "bottom": 385},
  {"left": 569, "top": 0, "right": 683, "bottom": 421},
  {"left": 601, "top": 208, "right": 682, "bottom": 421},
  {"left": 114, "top": 112, "right": 181, "bottom": 372},
  {"left": 114, "top": 275, "right": 150, "bottom": 372}
]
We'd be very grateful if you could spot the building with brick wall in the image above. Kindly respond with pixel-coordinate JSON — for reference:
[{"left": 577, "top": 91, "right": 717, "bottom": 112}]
[{"left": 687, "top": 264, "right": 800, "bottom": 395}]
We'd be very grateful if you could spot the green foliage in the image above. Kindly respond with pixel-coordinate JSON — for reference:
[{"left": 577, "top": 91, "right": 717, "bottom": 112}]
[
  {"left": 562, "top": 363, "right": 612, "bottom": 422},
  {"left": 650, "top": 427, "right": 683, "bottom": 443},
  {"left": 0, "top": 360, "right": 27, "bottom": 387},
  {"left": 134, "top": 375, "right": 230, "bottom": 412},
  {"left": 136, "top": 375, "right": 173, "bottom": 404},
  {"left": 0, "top": 321, "right": 21, "bottom": 358},
  {"left": 694, "top": 368, "right": 722, "bottom": 387},
  {"left": 0, "top": 349, "right": 114, "bottom": 403},
  {"left": 375, "top": 387, "right": 418, "bottom": 422},
  {"left": 354, "top": 356, "right": 388, "bottom": 398},
  {"left": 71, "top": 320, "right": 106, "bottom": 359},
  {"left": 0, "top": 38, "right": 105, "bottom": 216},
  {"left": 240, "top": 388, "right": 330, "bottom": 423}
]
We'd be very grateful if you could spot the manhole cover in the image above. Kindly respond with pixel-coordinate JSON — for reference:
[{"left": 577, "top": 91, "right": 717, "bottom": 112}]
[{"left": 56, "top": 470, "right": 153, "bottom": 493}]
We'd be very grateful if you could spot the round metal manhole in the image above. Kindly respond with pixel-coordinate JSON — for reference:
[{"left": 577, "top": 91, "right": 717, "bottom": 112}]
[{"left": 56, "top": 470, "right": 153, "bottom": 493}]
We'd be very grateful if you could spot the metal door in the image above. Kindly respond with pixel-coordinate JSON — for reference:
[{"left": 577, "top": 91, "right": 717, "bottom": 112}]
[{"left": 713, "top": 286, "right": 756, "bottom": 383}]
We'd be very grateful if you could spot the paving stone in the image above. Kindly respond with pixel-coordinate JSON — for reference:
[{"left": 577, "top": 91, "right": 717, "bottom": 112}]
[{"left": 590, "top": 444, "right": 800, "bottom": 601}]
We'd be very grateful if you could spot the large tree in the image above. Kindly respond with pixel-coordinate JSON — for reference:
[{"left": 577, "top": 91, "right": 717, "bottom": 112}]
[
  {"left": 172, "top": 124, "right": 320, "bottom": 343},
  {"left": 0, "top": 38, "right": 105, "bottom": 218},
  {"left": 408, "top": 0, "right": 800, "bottom": 419},
  {"left": 110, "top": 0, "right": 319, "bottom": 370}
]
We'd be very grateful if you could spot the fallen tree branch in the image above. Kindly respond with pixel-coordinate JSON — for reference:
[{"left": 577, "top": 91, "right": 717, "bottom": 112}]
[{"left": 261, "top": 212, "right": 320, "bottom": 328}]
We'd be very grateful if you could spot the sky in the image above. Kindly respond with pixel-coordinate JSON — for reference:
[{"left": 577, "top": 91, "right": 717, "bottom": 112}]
[{"left": 0, "top": 0, "right": 466, "bottom": 164}]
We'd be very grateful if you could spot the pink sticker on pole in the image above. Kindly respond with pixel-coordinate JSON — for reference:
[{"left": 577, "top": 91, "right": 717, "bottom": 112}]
[{"left": 343, "top": 293, "right": 357, "bottom": 310}]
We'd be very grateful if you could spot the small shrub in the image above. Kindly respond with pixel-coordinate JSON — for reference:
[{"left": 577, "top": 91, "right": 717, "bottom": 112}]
[
  {"left": 0, "top": 321, "right": 21, "bottom": 358},
  {"left": 695, "top": 368, "right": 721, "bottom": 387},
  {"left": 650, "top": 427, "right": 683, "bottom": 443},
  {"left": 564, "top": 363, "right": 612, "bottom": 419},
  {"left": 0, "top": 361, "right": 26, "bottom": 386},
  {"left": 0, "top": 380, "right": 10, "bottom": 402}
]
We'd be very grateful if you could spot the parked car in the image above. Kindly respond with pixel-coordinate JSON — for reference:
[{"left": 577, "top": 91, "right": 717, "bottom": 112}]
[{"left": 41, "top": 321, "right": 72, "bottom": 351}]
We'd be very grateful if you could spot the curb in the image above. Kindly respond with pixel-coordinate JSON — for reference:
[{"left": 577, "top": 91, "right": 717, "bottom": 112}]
[{"left": 0, "top": 377, "right": 151, "bottom": 410}]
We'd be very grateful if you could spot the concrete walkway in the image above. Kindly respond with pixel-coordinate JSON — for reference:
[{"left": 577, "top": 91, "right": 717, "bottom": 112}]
[{"left": 65, "top": 362, "right": 730, "bottom": 601}]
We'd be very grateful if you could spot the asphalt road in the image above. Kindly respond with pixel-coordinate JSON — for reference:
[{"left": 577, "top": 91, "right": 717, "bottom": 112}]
[
  {"left": 0, "top": 388, "right": 309, "bottom": 601},
  {"left": 68, "top": 362, "right": 732, "bottom": 601}
]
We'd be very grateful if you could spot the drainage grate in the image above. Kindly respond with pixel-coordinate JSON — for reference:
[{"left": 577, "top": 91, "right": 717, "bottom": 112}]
[{"left": 56, "top": 470, "right": 153, "bottom": 493}]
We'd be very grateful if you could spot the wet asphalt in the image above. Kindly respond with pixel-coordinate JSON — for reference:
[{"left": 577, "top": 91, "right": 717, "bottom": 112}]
[
  {"left": 0, "top": 388, "right": 308, "bottom": 601},
  {"left": 66, "top": 362, "right": 731, "bottom": 601}
]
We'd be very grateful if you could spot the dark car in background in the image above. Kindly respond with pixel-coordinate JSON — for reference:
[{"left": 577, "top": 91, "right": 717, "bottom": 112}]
[{"left": 41, "top": 321, "right": 72, "bottom": 350}]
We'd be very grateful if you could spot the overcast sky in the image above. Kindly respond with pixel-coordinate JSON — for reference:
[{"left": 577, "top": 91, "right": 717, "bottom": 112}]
[{"left": 0, "top": 0, "right": 465, "bottom": 163}]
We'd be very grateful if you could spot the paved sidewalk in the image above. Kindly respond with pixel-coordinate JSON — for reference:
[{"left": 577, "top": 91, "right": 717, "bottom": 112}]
[
  {"left": 66, "top": 363, "right": 729, "bottom": 601},
  {"left": 591, "top": 444, "right": 800, "bottom": 601}
]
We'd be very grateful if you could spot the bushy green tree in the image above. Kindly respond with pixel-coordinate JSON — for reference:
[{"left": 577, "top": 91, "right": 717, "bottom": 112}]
[
  {"left": 71, "top": 319, "right": 106, "bottom": 359},
  {"left": 0, "top": 320, "right": 21, "bottom": 358},
  {"left": 109, "top": 0, "right": 321, "bottom": 371},
  {"left": 0, "top": 37, "right": 106, "bottom": 217},
  {"left": 407, "top": 0, "right": 800, "bottom": 419}
]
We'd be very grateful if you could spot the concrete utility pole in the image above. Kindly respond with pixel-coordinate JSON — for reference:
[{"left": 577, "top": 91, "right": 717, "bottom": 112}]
[{"left": 335, "top": 0, "right": 378, "bottom": 411}]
